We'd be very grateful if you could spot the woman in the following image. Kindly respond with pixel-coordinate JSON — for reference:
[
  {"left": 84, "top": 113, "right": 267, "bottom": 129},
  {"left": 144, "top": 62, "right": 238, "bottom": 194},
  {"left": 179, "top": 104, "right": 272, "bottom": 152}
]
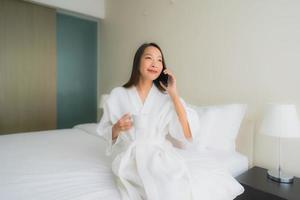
[{"left": 97, "top": 43, "right": 244, "bottom": 200}]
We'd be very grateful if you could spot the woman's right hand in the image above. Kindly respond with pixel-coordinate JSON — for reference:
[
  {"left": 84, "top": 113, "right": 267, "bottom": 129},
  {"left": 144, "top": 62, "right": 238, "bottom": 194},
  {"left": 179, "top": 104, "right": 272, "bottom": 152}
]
[{"left": 112, "top": 113, "right": 132, "bottom": 139}]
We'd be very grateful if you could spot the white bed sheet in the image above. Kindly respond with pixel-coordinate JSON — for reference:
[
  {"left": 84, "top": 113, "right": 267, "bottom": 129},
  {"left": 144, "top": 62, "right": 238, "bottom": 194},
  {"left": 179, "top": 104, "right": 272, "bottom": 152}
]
[
  {"left": 197, "top": 150, "right": 249, "bottom": 177},
  {"left": 0, "top": 128, "right": 248, "bottom": 200},
  {"left": 0, "top": 129, "right": 121, "bottom": 200}
]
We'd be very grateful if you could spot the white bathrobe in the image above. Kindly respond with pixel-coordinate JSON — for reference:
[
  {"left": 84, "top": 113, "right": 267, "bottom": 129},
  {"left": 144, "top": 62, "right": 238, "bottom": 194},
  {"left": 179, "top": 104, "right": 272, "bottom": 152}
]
[{"left": 97, "top": 84, "right": 244, "bottom": 200}]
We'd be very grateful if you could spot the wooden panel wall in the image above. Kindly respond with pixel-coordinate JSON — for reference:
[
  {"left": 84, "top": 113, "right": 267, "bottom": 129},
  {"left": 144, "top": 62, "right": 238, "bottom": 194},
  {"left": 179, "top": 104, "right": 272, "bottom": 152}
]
[{"left": 0, "top": 0, "right": 56, "bottom": 134}]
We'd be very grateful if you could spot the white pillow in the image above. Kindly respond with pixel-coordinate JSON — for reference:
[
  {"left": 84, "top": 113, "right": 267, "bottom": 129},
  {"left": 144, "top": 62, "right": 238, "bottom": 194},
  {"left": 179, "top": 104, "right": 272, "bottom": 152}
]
[
  {"left": 73, "top": 123, "right": 99, "bottom": 136},
  {"left": 190, "top": 104, "right": 247, "bottom": 152}
]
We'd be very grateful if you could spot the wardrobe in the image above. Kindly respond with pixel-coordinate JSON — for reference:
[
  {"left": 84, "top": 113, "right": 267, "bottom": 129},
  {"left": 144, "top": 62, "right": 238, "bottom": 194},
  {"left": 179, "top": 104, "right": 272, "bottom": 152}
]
[{"left": 0, "top": 0, "right": 98, "bottom": 134}]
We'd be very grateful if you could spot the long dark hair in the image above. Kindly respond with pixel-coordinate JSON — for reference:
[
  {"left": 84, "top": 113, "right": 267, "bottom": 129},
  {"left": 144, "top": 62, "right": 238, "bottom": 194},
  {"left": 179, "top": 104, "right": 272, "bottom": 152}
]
[{"left": 123, "top": 42, "right": 167, "bottom": 92}]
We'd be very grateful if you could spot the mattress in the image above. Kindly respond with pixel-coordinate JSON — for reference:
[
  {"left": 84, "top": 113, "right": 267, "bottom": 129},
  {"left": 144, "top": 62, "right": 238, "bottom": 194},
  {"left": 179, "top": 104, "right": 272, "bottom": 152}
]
[{"left": 0, "top": 126, "right": 248, "bottom": 199}]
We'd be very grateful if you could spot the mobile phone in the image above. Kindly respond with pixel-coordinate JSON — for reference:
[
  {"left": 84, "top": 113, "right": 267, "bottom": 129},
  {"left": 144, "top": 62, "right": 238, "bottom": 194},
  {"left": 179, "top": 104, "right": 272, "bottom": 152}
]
[{"left": 157, "top": 72, "right": 168, "bottom": 87}]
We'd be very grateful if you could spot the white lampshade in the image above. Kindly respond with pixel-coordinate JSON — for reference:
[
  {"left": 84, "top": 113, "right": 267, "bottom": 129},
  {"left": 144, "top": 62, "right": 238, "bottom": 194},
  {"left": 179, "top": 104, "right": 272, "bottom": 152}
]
[
  {"left": 259, "top": 104, "right": 300, "bottom": 138},
  {"left": 99, "top": 94, "right": 109, "bottom": 109}
]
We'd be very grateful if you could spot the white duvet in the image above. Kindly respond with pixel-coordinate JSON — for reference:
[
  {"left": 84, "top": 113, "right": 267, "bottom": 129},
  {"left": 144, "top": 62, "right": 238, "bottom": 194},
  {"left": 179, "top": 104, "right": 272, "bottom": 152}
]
[
  {"left": 0, "top": 128, "right": 244, "bottom": 200},
  {"left": 0, "top": 129, "right": 120, "bottom": 200}
]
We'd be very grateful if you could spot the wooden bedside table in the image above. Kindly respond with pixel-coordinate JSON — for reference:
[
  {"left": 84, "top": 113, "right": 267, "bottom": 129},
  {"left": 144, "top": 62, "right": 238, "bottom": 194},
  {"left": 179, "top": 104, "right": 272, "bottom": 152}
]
[{"left": 235, "top": 166, "right": 300, "bottom": 200}]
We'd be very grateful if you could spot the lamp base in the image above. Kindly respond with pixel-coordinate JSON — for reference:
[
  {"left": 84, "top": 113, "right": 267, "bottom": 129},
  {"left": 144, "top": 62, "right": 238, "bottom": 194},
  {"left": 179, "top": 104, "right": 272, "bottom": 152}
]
[{"left": 267, "top": 169, "right": 294, "bottom": 184}]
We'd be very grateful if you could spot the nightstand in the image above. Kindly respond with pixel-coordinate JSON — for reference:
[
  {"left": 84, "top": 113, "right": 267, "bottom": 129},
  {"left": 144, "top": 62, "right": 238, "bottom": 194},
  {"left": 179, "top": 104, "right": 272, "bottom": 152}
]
[{"left": 235, "top": 166, "right": 300, "bottom": 200}]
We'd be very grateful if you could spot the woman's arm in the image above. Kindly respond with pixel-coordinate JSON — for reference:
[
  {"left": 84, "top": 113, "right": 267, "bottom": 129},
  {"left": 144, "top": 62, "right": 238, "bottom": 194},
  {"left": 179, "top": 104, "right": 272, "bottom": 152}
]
[
  {"left": 169, "top": 93, "right": 193, "bottom": 141},
  {"left": 159, "top": 68, "right": 193, "bottom": 141}
]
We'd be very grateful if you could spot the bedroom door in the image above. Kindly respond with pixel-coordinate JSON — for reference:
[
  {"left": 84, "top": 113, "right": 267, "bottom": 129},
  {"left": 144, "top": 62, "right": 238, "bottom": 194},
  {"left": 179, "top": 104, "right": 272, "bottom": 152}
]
[{"left": 56, "top": 14, "right": 97, "bottom": 129}]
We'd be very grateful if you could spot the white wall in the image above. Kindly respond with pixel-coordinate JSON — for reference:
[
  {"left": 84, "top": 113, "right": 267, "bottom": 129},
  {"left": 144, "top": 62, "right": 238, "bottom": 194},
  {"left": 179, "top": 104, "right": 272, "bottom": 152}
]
[
  {"left": 99, "top": 0, "right": 300, "bottom": 177},
  {"left": 26, "top": 0, "right": 105, "bottom": 19}
]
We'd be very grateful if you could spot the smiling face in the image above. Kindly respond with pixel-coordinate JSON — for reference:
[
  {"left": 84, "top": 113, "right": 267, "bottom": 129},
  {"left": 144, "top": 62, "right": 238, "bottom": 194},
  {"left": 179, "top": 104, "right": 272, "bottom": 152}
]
[
  {"left": 139, "top": 46, "right": 163, "bottom": 82},
  {"left": 123, "top": 42, "right": 167, "bottom": 92}
]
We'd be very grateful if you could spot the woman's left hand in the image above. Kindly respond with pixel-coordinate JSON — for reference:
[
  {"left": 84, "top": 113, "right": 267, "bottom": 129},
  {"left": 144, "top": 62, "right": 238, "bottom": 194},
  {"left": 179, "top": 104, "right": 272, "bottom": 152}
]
[{"left": 159, "top": 68, "right": 178, "bottom": 97}]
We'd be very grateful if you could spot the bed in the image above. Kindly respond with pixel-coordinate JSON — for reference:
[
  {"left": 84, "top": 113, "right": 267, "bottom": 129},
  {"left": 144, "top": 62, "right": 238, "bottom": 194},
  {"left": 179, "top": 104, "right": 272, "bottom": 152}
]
[{"left": 0, "top": 122, "right": 249, "bottom": 200}]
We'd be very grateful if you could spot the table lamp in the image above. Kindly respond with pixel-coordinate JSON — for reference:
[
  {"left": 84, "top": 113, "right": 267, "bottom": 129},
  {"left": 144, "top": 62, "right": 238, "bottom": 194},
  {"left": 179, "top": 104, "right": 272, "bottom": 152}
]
[{"left": 258, "top": 104, "right": 300, "bottom": 183}]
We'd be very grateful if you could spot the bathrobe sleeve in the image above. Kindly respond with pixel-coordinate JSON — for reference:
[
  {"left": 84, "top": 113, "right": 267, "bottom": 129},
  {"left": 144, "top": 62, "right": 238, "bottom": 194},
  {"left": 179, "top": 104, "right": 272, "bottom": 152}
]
[
  {"left": 96, "top": 99, "right": 122, "bottom": 156},
  {"left": 167, "top": 97, "right": 200, "bottom": 149}
]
